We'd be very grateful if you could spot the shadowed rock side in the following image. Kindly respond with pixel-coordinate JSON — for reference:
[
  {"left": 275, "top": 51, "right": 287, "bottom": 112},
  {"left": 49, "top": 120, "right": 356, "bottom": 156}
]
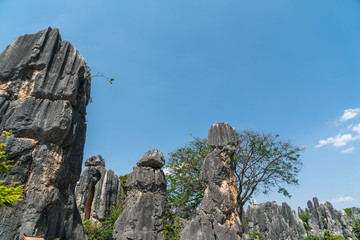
[
  {"left": 246, "top": 201, "right": 307, "bottom": 240},
  {"left": 180, "top": 122, "right": 244, "bottom": 240},
  {"left": 0, "top": 27, "right": 90, "bottom": 240},
  {"left": 113, "top": 149, "right": 169, "bottom": 240},
  {"left": 76, "top": 155, "right": 123, "bottom": 223}
]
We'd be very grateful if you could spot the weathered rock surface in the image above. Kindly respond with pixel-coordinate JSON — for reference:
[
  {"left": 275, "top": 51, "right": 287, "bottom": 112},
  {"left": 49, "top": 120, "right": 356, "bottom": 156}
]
[
  {"left": 305, "top": 197, "right": 354, "bottom": 239},
  {"left": 76, "top": 155, "right": 123, "bottom": 223},
  {"left": 0, "top": 27, "right": 90, "bottom": 240},
  {"left": 246, "top": 201, "right": 307, "bottom": 240},
  {"left": 180, "top": 122, "right": 244, "bottom": 240},
  {"left": 113, "top": 149, "right": 168, "bottom": 240}
]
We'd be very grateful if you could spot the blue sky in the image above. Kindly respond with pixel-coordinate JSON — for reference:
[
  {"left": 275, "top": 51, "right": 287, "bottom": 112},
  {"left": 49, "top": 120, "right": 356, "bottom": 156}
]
[{"left": 1, "top": 0, "right": 359, "bottom": 211}]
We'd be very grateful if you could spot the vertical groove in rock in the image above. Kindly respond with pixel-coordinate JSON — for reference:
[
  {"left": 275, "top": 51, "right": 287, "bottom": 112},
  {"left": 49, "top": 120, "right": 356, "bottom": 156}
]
[
  {"left": 0, "top": 27, "right": 90, "bottom": 240},
  {"left": 76, "top": 155, "right": 123, "bottom": 223}
]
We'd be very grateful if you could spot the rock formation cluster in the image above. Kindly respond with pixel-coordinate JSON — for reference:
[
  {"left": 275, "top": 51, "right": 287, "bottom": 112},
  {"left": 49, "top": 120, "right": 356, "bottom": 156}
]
[
  {"left": 300, "top": 197, "right": 356, "bottom": 239},
  {"left": 113, "top": 149, "right": 168, "bottom": 240},
  {"left": 0, "top": 27, "right": 90, "bottom": 239},
  {"left": 180, "top": 122, "right": 245, "bottom": 240},
  {"left": 246, "top": 201, "right": 307, "bottom": 240},
  {"left": 76, "top": 155, "right": 123, "bottom": 223},
  {"left": 246, "top": 197, "right": 360, "bottom": 240}
]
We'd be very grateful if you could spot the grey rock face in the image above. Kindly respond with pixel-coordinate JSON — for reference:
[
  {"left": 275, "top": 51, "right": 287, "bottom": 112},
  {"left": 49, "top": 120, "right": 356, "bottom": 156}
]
[
  {"left": 306, "top": 198, "right": 354, "bottom": 239},
  {"left": 0, "top": 27, "right": 90, "bottom": 240},
  {"left": 246, "top": 201, "right": 307, "bottom": 240},
  {"left": 76, "top": 155, "right": 123, "bottom": 223},
  {"left": 207, "top": 122, "right": 238, "bottom": 149},
  {"left": 137, "top": 149, "right": 165, "bottom": 168},
  {"left": 113, "top": 150, "right": 168, "bottom": 240},
  {"left": 352, "top": 207, "right": 360, "bottom": 220},
  {"left": 180, "top": 122, "right": 244, "bottom": 240}
]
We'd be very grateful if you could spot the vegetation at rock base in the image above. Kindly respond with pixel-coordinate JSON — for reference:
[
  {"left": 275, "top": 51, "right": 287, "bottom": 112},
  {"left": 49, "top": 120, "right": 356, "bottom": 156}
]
[
  {"left": 0, "top": 130, "right": 24, "bottom": 207},
  {"left": 299, "top": 212, "right": 312, "bottom": 232},
  {"left": 161, "top": 210, "right": 182, "bottom": 240},
  {"left": 119, "top": 173, "right": 130, "bottom": 197},
  {"left": 304, "top": 231, "right": 345, "bottom": 240},
  {"left": 83, "top": 201, "right": 124, "bottom": 240},
  {"left": 165, "top": 130, "right": 304, "bottom": 219},
  {"left": 321, "top": 216, "right": 328, "bottom": 229},
  {"left": 249, "top": 232, "right": 263, "bottom": 240},
  {"left": 352, "top": 219, "right": 360, "bottom": 239},
  {"left": 344, "top": 208, "right": 352, "bottom": 218}
]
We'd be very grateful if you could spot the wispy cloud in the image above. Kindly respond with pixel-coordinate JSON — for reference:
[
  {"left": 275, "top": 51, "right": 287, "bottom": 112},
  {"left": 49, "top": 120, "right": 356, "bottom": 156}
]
[
  {"left": 352, "top": 123, "right": 360, "bottom": 134},
  {"left": 331, "top": 195, "right": 354, "bottom": 203},
  {"left": 340, "top": 146, "right": 354, "bottom": 154},
  {"left": 315, "top": 134, "right": 359, "bottom": 148},
  {"left": 339, "top": 108, "right": 360, "bottom": 122}
]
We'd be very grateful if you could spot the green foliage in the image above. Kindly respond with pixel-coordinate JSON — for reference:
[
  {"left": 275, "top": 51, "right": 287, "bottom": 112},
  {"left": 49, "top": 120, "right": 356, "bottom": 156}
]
[
  {"left": 322, "top": 216, "right": 328, "bottom": 229},
  {"left": 344, "top": 208, "right": 352, "bottom": 218},
  {"left": 249, "top": 232, "right": 263, "bottom": 240},
  {"left": 166, "top": 136, "right": 211, "bottom": 218},
  {"left": 161, "top": 215, "right": 181, "bottom": 240},
  {"left": 304, "top": 236, "right": 320, "bottom": 240},
  {"left": 352, "top": 219, "right": 360, "bottom": 239},
  {"left": 0, "top": 130, "right": 24, "bottom": 207},
  {"left": 83, "top": 202, "right": 124, "bottom": 240},
  {"left": 119, "top": 174, "right": 130, "bottom": 197},
  {"left": 165, "top": 130, "right": 304, "bottom": 219},
  {"left": 299, "top": 212, "right": 312, "bottom": 232},
  {"left": 322, "top": 230, "right": 345, "bottom": 240}
]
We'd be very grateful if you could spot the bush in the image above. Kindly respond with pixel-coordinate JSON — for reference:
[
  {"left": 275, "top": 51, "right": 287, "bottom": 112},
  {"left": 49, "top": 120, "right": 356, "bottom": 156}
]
[
  {"left": 83, "top": 202, "right": 124, "bottom": 240},
  {"left": 344, "top": 208, "right": 352, "bottom": 218},
  {"left": 304, "top": 236, "right": 320, "bottom": 240},
  {"left": 353, "top": 219, "right": 360, "bottom": 239},
  {"left": 249, "top": 232, "right": 263, "bottom": 240},
  {"left": 299, "top": 213, "right": 311, "bottom": 232},
  {"left": 322, "top": 231, "right": 345, "bottom": 240}
]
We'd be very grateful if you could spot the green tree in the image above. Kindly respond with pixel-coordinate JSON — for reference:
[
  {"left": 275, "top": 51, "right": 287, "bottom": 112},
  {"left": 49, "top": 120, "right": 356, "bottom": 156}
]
[
  {"left": 165, "top": 130, "right": 303, "bottom": 219},
  {"left": 166, "top": 136, "right": 211, "bottom": 218},
  {"left": 0, "top": 130, "right": 24, "bottom": 207}
]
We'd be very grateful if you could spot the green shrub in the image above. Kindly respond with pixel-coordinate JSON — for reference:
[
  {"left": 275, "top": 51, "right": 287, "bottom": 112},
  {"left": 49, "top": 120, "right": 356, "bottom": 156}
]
[
  {"left": 83, "top": 202, "right": 124, "bottom": 240},
  {"left": 321, "top": 216, "right": 328, "bottom": 229},
  {"left": 119, "top": 174, "right": 130, "bottom": 197},
  {"left": 161, "top": 215, "right": 181, "bottom": 240},
  {"left": 344, "top": 208, "right": 352, "bottom": 218},
  {"left": 322, "top": 231, "right": 345, "bottom": 240},
  {"left": 304, "top": 236, "right": 320, "bottom": 240},
  {"left": 299, "top": 213, "right": 312, "bottom": 232},
  {"left": 249, "top": 232, "right": 263, "bottom": 240},
  {"left": 353, "top": 219, "right": 360, "bottom": 239}
]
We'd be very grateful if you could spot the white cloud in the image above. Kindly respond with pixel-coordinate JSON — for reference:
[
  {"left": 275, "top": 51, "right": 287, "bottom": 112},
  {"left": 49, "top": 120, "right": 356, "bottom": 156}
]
[
  {"left": 352, "top": 123, "right": 360, "bottom": 134},
  {"left": 340, "top": 146, "right": 354, "bottom": 154},
  {"left": 315, "top": 134, "right": 359, "bottom": 148},
  {"left": 331, "top": 195, "right": 354, "bottom": 203},
  {"left": 339, "top": 108, "right": 360, "bottom": 122}
]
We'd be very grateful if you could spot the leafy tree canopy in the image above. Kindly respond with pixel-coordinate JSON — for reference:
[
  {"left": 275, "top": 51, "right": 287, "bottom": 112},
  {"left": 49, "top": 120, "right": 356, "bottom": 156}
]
[{"left": 165, "top": 130, "right": 304, "bottom": 218}]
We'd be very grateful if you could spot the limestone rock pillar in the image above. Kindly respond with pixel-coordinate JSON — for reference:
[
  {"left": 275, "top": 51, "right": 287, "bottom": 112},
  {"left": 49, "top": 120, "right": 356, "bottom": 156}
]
[{"left": 0, "top": 27, "right": 90, "bottom": 240}]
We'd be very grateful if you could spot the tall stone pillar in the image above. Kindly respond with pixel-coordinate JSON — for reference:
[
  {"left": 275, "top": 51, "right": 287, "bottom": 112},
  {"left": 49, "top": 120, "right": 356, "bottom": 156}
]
[{"left": 0, "top": 27, "right": 90, "bottom": 239}]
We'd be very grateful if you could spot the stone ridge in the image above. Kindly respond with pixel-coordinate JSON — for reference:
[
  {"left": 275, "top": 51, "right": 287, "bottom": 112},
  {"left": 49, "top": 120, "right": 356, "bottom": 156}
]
[{"left": 0, "top": 28, "right": 90, "bottom": 240}]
